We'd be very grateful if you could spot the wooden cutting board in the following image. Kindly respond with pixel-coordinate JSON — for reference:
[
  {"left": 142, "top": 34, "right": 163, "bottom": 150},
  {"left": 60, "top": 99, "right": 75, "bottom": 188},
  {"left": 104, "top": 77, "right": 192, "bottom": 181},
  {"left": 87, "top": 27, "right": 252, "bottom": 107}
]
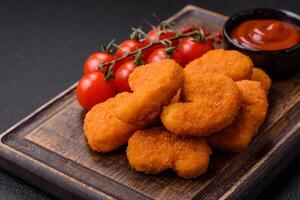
[{"left": 1, "top": 5, "right": 300, "bottom": 200}]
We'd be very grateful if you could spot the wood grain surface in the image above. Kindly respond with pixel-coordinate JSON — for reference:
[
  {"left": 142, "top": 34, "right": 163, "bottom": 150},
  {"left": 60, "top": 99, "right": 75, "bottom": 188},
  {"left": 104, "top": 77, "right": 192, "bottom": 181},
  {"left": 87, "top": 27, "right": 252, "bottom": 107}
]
[{"left": 0, "top": 5, "right": 300, "bottom": 200}]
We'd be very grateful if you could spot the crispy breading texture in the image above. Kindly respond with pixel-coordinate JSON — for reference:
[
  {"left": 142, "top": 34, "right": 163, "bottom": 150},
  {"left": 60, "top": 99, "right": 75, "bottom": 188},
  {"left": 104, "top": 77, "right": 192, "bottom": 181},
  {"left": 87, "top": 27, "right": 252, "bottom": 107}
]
[
  {"left": 185, "top": 49, "right": 253, "bottom": 81},
  {"left": 161, "top": 73, "right": 241, "bottom": 136},
  {"left": 127, "top": 128, "right": 211, "bottom": 178},
  {"left": 251, "top": 68, "right": 272, "bottom": 95},
  {"left": 83, "top": 93, "right": 140, "bottom": 153},
  {"left": 115, "top": 59, "right": 184, "bottom": 125},
  {"left": 207, "top": 80, "right": 268, "bottom": 152}
]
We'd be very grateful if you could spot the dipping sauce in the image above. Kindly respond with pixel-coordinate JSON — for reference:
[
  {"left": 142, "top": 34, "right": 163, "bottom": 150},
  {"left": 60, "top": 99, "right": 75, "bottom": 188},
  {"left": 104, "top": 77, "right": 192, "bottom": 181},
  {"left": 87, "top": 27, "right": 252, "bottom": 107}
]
[{"left": 231, "top": 19, "right": 300, "bottom": 51}]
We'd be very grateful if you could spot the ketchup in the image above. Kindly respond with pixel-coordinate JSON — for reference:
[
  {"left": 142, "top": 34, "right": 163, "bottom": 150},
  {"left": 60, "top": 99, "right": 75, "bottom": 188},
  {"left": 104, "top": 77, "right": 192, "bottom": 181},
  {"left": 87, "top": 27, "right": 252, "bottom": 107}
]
[{"left": 231, "top": 19, "right": 300, "bottom": 51}]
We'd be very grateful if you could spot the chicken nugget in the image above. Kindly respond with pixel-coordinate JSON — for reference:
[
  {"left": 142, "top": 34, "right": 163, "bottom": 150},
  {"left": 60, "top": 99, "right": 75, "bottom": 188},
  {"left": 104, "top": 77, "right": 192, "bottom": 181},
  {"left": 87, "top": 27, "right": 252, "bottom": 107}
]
[
  {"left": 251, "top": 68, "right": 272, "bottom": 95},
  {"left": 115, "top": 59, "right": 184, "bottom": 125},
  {"left": 84, "top": 93, "right": 140, "bottom": 153},
  {"left": 161, "top": 73, "right": 241, "bottom": 136},
  {"left": 185, "top": 49, "right": 253, "bottom": 81},
  {"left": 127, "top": 128, "right": 211, "bottom": 178},
  {"left": 207, "top": 80, "right": 268, "bottom": 152}
]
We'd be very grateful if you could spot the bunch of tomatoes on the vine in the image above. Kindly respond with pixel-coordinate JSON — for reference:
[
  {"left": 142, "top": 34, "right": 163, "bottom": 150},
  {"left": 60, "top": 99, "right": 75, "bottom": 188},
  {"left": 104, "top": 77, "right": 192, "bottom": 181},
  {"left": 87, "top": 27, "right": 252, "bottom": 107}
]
[{"left": 77, "top": 23, "right": 221, "bottom": 110}]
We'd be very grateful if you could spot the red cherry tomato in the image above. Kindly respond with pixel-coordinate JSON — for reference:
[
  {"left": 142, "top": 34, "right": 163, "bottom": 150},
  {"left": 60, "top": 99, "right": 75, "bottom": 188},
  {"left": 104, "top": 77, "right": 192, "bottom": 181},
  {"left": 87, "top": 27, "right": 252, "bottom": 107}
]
[
  {"left": 114, "top": 60, "right": 137, "bottom": 92},
  {"left": 143, "top": 29, "right": 178, "bottom": 59},
  {"left": 146, "top": 29, "right": 177, "bottom": 43},
  {"left": 76, "top": 72, "right": 116, "bottom": 110},
  {"left": 146, "top": 48, "right": 184, "bottom": 66},
  {"left": 107, "top": 79, "right": 115, "bottom": 89},
  {"left": 146, "top": 48, "right": 167, "bottom": 63},
  {"left": 114, "top": 39, "right": 143, "bottom": 73},
  {"left": 175, "top": 37, "right": 214, "bottom": 66},
  {"left": 83, "top": 52, "right": 114, "bottom": 74},
  {"left": 115, "top": 39, "right": 143, "bottom": 58}
]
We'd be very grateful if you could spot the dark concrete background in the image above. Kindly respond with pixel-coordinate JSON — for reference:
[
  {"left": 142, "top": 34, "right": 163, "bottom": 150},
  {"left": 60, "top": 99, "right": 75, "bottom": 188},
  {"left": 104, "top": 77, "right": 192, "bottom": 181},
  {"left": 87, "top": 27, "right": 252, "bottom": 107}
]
[{"left": 0, "top": 0, "right": 299, "bottom": 199}]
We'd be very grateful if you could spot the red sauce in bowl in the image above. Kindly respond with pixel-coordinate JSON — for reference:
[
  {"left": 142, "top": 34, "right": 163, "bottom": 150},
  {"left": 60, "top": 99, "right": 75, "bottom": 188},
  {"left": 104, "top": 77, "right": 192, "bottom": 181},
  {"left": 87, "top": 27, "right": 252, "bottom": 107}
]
[{"left": 231, "top": 19, "right": 300, "bottom": 51}]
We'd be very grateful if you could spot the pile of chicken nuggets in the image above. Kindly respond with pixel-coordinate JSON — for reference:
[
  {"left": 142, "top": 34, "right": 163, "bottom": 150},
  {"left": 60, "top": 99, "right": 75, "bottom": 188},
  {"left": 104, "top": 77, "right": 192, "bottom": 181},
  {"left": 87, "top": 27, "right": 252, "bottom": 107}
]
[{"left": 83, "top": 49, "right": 271, "bottom": 179}]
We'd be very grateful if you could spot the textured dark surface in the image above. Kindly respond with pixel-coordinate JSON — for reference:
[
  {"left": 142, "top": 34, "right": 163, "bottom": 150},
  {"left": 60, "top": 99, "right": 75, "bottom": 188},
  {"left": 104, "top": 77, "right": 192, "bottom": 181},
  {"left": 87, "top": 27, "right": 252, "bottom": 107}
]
[{"left": 0, "top": 0, "right": 299, "bottom": 199}]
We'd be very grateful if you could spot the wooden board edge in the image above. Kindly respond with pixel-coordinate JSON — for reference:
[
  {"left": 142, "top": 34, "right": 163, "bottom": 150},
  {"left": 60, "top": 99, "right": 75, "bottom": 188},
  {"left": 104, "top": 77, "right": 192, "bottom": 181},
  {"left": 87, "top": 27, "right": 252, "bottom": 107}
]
[
  {"left": 0, "top": 82, "right": 100, "bottom": 199},
  {"left": 0, "top": 141, "right": 114, "bottom": 200},
  {"left": 222, "top": 126, "right": 300, "bottom": 200},
  {"left": 219, "top": 103, "right": 300, "bottom": 200},
  {"left": 0, "top": 82, "right": 77, "bottom": 142},
  {"left": 166, "top": 4, "right": 228, "bottom": 23},
  {"left": 244, "top": 143, "right": 300, "bottom": 200},
  {"left": 191, "top": 100, "right": 300, "bottom": 200},
  {"left": 1, "top": 131, "right": 153, "bottom": 200}
]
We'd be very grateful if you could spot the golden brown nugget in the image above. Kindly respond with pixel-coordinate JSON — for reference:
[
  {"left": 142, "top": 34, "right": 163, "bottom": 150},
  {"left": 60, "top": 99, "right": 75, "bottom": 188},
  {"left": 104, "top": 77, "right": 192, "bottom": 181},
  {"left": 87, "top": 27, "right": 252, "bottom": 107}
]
[
  {"left": 161, "top": 73, "right": 241, "bottom": 136},
  {"left": 185, "top": 49, "right": 253, "bottom": 81},
  {"left": 251, "top": 68, "right": 272, "bottom": 94},
  {"left": 84, "top": 93, "right": 140, "bottom": 153},
  {"left": 127, "top": 128, "right": 211, "bottom": 178},
  {"left": 207, "top": 80, "right": 268, "bottom": 152},
  {"left": 116, "top": 59, "right": 184, "bottom": 125}
]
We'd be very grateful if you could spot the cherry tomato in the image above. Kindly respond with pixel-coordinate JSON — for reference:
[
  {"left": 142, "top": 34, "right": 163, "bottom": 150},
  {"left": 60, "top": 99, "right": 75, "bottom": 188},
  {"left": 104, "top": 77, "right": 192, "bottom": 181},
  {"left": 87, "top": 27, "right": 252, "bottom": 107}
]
[
  {"left": 107, "top": 79, "right": 115, "bottom": 89},
  {"left": 146, "top": 48, "right": 166, "bottom": 63},
  {"left": 146, "top": 29, "right": 177, "bottom": 43},
  {"left": 76, "top": 72, "right": 116, "bottom": 110},
  {"left": 114, "top": 39, "right": 143, "bottom": 73},
  {"left": 114, "top": 60, "right": 137, "bottom": 92},
  {"left": 146, "top": 47, "right": 184, "bottom": 66},
  {"left": 175, "top": 37, "right": 214, "bottom": 66},
  {"left": 143, "top": 29, "right": 178, "bottom": 59},
  {"left": 83, "top": 52, "right": 114, "bottom": 74},
  {"left": 115, "top": 39, "right": 143, "bottom": 58}
]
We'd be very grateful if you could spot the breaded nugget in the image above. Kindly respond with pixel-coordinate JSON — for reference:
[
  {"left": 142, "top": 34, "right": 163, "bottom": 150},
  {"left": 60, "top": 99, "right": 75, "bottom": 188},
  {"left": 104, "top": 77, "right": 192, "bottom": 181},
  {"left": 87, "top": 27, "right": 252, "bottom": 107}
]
[
  {"left": 185, "top": 49, "right": 253, "bottom": 81},
  {"left": 84, "top": 93, "right": 140, "bottom": 153},
  {"left": 251, "top": 68, "right": 271, "bottom": 94},
  {"left": 161, "top": 73, "right": 241, "bottom": 136},
  {"left": 207, "top": 80, "right": 268, "bottom": 152},
  {"left": 115, "top": 59, "right": 184, "bottom": 125},
  {"left": 127, "top": 128, "right": 211, "bottom": 178}
]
